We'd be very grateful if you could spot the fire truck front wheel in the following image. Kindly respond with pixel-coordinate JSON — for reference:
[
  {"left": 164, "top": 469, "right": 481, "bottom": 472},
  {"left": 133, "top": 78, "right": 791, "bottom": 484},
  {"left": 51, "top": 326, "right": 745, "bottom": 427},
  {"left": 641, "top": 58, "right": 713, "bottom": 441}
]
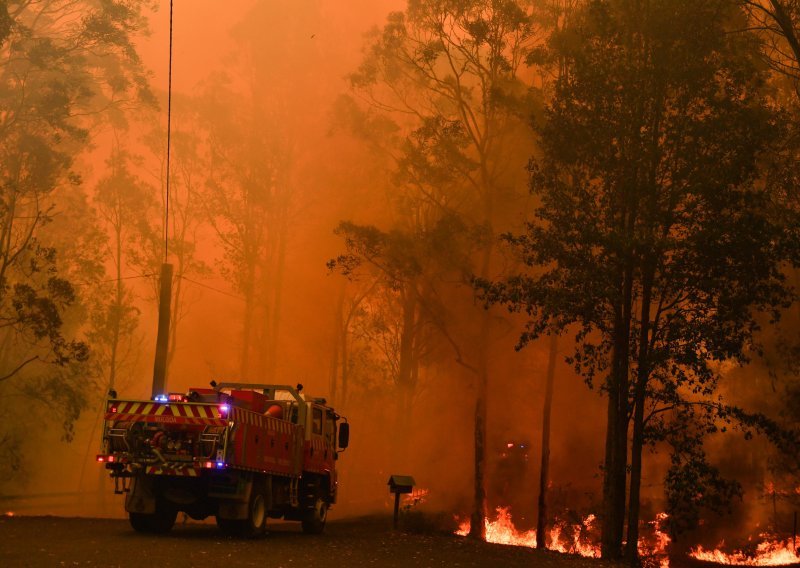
[{"left": 301, "top": 498, "right": 327, "bottom": 535}]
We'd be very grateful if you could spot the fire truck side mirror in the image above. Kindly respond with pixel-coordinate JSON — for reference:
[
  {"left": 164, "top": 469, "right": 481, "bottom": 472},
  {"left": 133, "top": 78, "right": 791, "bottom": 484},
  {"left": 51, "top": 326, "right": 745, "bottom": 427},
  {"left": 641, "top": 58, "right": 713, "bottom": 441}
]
[{"left": 338, "top": 422, "right": 350, "bottom": 449}]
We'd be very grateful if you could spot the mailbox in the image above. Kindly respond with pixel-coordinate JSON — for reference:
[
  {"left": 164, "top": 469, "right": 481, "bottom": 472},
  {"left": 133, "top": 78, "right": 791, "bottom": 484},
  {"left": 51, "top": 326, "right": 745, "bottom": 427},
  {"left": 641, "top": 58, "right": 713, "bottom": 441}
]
[
  {"left": 387, "top": 475, "right": 415, "bottom": 494},
  {"left": 388, "top": 474, "right": 415, "bottom": 528}
]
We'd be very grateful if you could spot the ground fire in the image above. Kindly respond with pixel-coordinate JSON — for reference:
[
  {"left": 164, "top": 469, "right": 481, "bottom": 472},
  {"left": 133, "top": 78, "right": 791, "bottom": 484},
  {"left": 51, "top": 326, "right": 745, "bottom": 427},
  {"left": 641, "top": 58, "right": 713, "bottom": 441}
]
[
  {"left": 456, "top": 507, "right": 800, "bottom": 567},
  {"left": 689, "top": 537, "right": 800, "bottom": 566},
  {"left": 456, "top": 509, "right": 668, "bottom": 561}
]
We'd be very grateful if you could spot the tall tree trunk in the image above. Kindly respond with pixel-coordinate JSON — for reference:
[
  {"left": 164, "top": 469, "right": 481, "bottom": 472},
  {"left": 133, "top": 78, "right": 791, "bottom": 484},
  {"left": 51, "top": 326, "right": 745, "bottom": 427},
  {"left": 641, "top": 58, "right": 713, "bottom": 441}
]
[
  {"left": 108, "top": 215, "right": 123, "bottom": 394},
  {"left": 536, "top": 333, "right": 558, "bottom": 548},
  {"left": 469, "top": 276, "right": 492, "bottom": 540},
  {"left": 469, "top": 228, "right": 495, "bottom": 540},
  {"left": 256, "top": 205, "right": 288, "bottom": 382},
  {"left": 265, "top": 212, "right": 288, "bottom": 381},
  {"left": 469, "top": 359, "right": 488, "bottom": 540},
  {"left": 625, "top": 264, "right": 655, "bottom": 563},
  {"left": 340, "top": 307, "right": 350, "bottom": 407},
  {"left": 602, "top": 260, "right": 634, "bottom": 559},
  {"left": 239, "top": 260, "right": 256, "bottom": 380},
  {"left": 329, "top": 283, "right": 345, "bottom": 404},
  {"left": 395, "top": 281, "right": 418, "bottom": 458}
]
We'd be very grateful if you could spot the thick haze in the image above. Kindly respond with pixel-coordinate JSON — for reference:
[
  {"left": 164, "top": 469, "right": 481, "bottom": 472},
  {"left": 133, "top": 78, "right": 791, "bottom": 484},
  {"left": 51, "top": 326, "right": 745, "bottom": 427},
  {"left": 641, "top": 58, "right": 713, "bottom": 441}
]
[
  {"left": 6, "top": 0, "right": 608, "bottom": 522},
  {"left": 2, "top": 1, "right": 795, "bottom": 553}
]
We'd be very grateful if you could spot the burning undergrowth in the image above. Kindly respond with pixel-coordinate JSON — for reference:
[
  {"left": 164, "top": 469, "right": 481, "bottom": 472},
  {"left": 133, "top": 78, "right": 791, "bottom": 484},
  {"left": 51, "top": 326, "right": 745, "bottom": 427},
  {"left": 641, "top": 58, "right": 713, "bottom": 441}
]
[
  {"left": 455, "top": 508, "right": 670, "bottom": 566},
  {"left": 689, "top": 536, "right": 800, "bottom": 566},
  {"left": 452, "top": 507, "right": 800, "bottom": 567}
]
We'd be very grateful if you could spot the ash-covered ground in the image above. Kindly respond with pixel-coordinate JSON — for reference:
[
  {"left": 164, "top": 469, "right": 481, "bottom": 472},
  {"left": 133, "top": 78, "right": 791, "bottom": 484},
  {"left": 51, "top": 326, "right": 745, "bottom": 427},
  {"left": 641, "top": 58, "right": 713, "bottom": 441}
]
[{"left": 0, "top": 515, "right": 623, "bottom": 568}]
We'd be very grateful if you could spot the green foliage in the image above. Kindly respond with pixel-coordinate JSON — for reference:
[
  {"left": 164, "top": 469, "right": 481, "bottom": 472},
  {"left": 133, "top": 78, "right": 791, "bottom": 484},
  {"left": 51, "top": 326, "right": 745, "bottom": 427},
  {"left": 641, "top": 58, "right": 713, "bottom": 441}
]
[
  {"left": 0, "top": 0, "right": 152, "bottom": 473},
  {"left": 482, "top": 0, "right": 800, "bottom": 540},
  {"left": 664, "top": 435, "right": 743, "bottom": 538}
]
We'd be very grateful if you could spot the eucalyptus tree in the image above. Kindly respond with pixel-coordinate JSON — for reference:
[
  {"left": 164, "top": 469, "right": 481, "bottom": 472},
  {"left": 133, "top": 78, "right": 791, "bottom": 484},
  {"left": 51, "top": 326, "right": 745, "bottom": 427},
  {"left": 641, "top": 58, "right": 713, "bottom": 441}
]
[
  {"left": 132, "top": 111, "right": 211, "bottom": 374},
  {"left": 739, "top": 0, "right": 800, "bottom": 507},
  {"left": 344, "top": 0, "right": 540, "bottom": 537},
  {"left": 0, "top": 0, "right": 152, "bottom": 474},
  {"left": 92, "top": 142, "right": 150, "bottom": 395},
  {"left": 743, "top": 0, "right": 800, "bottom": 86},
  {"left": 482, "top": 0, "right": 799, "bottom": 559},
  {"left": 199, "top": 76, "right": 287, "bottom": 381},
  {"left": 329, "top": 214, "right": 476, "bottom": 456}
]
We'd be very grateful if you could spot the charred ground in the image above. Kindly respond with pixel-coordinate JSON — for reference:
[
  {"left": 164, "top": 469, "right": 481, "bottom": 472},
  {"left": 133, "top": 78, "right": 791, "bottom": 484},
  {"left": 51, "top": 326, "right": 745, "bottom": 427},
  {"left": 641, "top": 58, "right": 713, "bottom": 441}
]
[{"left": 0, "top": 514, "right": 625, "bottom": 568}]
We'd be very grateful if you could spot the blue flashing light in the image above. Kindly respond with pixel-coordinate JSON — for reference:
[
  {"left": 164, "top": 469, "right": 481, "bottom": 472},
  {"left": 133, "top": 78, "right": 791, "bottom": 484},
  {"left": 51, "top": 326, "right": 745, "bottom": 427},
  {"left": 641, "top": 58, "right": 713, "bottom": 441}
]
[
  {"left": 219, "top": 404, "right": 230, "bottom": 415},
  {"left": 216, "top": 462, "right": 225, "bottom": 468},
  {"left": 154, "top": 394, "right": 169, "bottom": 402}
]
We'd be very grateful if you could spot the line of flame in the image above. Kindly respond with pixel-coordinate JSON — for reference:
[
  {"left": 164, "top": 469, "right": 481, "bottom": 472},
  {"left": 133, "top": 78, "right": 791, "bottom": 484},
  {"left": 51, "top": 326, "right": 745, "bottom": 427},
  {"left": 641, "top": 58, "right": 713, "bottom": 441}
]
[
  {"left": 458, "top": 509, "right": 800, "bottom": 568},
  {"left": 456, "top": 508, "right": 671, "bottom": 565},
  {"left": 690, "top": 537, "right": 800, "bottom": 566}
]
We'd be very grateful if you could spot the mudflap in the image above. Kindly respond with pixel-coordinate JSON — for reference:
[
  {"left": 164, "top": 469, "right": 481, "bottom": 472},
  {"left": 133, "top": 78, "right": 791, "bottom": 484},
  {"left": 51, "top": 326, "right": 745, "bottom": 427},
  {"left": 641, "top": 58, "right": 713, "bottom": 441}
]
[
  {"left": 218, "top": 499, "right": 249, "bottom": 520},
  {"left": 125, "top": 474, "right": 156, "bottom": 515}
]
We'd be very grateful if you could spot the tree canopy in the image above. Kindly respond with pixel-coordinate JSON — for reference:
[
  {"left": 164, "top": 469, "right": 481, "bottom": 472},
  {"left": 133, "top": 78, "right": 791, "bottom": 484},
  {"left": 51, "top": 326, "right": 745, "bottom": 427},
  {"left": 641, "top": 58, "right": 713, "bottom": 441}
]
[{"left": 481, "top": 0, "right": 800, "bottom": 558}]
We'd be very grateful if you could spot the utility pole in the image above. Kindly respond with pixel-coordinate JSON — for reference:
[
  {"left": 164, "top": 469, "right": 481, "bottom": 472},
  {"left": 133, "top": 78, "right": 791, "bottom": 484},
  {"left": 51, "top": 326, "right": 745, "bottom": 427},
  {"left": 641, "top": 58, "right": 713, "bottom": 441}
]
[{"left": 151, "top": 263, "right": 173, "bottom": 398}]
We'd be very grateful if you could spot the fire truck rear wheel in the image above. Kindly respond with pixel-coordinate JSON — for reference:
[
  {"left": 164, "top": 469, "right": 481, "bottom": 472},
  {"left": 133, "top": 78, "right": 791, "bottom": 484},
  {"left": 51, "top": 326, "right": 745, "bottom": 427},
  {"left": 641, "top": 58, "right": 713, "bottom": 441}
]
[
  {"left": 217, "top": 486, "right": 266, "bottom": 538},
  {"left": 244, "top": 487, "right": 267, "bottom": 538},
  {"left": 301, "top": 498, "right": 327, "bottom": 535},
  {"left": 129, "top": 501, "right": 177, "bottom": 534}
]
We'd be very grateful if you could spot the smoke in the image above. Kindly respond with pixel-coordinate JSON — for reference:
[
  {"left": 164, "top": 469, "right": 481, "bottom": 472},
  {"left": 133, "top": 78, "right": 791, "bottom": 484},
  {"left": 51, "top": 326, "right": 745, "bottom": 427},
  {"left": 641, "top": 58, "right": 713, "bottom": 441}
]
[{"left": 3, "top": 4, "right": 794, "bottom": 556}]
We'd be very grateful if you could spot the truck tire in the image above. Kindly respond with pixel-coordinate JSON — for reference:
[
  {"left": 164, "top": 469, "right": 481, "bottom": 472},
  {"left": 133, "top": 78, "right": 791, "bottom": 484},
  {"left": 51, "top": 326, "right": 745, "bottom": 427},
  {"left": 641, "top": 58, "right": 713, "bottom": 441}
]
[
  {"left": 217, "top": 485, "right": 266, "bottom": 538},
  {"left": 129, "top": 500, "right": 177, "bottom": 534},
  {"left": 244, "top": 485, "right": 267, "bottom": 538},
  {"left": 301, "top": 497, "right": 327, "bottom": 535}
]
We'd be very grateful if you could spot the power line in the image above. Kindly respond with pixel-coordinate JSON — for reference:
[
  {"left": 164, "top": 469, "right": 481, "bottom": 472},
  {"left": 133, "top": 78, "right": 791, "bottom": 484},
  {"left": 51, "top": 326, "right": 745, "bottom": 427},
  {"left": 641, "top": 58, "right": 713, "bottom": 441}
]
[
  {"left": 180, "top": 276, "right": 244, "bottom": 301},
  {"left": 70, "top": 273, "right": 157, "bottom": 288},
  {"left": 164, "top": 0, "right": 174, "bottom": 263}
]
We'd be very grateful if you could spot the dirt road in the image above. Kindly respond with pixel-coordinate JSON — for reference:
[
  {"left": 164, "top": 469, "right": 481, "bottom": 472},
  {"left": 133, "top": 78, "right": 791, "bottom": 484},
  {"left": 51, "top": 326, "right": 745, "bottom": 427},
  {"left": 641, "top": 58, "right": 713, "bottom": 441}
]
[{"left": 0, "top": 515, "right": 620, "bottom": 568}]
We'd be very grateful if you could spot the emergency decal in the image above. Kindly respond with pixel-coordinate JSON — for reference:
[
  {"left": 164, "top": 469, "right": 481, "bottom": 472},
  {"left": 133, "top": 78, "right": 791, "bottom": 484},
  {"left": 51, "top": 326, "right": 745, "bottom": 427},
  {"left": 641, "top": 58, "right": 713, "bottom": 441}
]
[
  {"left": 105, "top": 401, "right": 226, "bottom": 426},
  {"left": 145, "top": 465, "right": 200, "bottom": 477}
]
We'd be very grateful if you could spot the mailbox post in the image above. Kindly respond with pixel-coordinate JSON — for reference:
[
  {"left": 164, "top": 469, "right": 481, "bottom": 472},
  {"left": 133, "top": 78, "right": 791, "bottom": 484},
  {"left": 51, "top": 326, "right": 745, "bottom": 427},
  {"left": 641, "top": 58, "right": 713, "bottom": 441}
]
[{"left": 387, "top": 475, "right": 415, "bottom": 529}]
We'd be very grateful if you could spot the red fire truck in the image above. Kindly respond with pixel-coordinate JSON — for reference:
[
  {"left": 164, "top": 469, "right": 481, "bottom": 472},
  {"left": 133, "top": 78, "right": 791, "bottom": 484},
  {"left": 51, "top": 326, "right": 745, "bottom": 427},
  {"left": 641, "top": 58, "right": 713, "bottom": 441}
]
[{"left": 97, "top": 382, "right": 349, "bottom": 536}]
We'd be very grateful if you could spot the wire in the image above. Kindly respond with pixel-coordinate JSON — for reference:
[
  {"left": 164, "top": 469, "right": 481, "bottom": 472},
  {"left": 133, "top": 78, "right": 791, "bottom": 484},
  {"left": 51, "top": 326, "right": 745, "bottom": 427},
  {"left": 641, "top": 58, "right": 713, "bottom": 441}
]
[
  {"left": 70, "top": 273, "right": 157, "bottom": 288},
  {"left": 164, "top": 0, "right": 174, "bottom": 263},
  {"left": 180, "top": 276, "right": 245, "bottom": 301}
]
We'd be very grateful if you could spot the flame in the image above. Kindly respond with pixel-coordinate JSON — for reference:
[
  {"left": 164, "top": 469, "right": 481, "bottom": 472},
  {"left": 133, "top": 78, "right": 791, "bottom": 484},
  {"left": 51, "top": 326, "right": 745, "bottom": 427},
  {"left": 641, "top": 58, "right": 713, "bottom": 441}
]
[
  {"left": 690, "top": 537, "right": 800, "bottom": 566},
  {"left": 640, "top": 512, "right": 671, "bottom": 556},
  {"left": 404, "top": 488, "right": 430, "bottom": 507},
  {"left": 456, "top": 508, "right": 800, "bottom": 567},
  {"left": 4, "top": 511, "right": 14, "bottom": 517},
  {"left": 548, "top": 513, "right": 601, "bottom": 557},
  {"left": 456, "top": 507, "right": 538, "bottom": 547},
  {"left": 456, "top": 509, "right": 672, "bottom": 565},
  {"left": 456, "top": 507, "right": 600, "bottom": 556}
]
